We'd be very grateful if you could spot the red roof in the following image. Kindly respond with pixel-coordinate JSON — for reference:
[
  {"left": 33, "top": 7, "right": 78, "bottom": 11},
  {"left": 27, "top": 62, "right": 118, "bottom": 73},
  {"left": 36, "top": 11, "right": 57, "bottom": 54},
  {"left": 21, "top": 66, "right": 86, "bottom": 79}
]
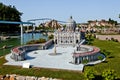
[{"left": 73, "top": 46, "right": 100, "bottom": 57}]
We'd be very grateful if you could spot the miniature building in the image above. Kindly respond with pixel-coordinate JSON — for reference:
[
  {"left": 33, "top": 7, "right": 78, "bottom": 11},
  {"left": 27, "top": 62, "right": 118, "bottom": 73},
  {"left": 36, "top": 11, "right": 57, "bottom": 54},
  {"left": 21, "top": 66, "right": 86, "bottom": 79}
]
[{"left": 54, "top": 16, "right": 84, "bottom": 46}]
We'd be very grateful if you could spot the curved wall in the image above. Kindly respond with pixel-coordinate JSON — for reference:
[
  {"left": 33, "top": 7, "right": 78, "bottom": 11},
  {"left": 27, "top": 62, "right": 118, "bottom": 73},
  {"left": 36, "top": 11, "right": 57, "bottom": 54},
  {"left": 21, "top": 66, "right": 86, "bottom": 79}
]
[
  {"left": 72, "top": 45, "right": 101, "bottom": 64},
  {"left": 11, "top": 40, "right": 53, "bottom": 61}
]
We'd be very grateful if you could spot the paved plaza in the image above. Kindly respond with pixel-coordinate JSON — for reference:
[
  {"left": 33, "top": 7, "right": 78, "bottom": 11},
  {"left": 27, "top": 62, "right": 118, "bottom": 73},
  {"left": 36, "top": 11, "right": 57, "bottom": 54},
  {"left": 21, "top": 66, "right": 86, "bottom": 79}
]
[{"left": 5, "top": 46, "right": 84, "bottom": 71}]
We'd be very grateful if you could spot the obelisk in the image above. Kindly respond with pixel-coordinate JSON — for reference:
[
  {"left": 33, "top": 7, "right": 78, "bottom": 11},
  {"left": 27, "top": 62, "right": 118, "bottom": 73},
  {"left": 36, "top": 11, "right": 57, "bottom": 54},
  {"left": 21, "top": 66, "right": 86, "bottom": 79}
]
[{"left": 54, "top": 44, "right": 57, "bottom": 55}]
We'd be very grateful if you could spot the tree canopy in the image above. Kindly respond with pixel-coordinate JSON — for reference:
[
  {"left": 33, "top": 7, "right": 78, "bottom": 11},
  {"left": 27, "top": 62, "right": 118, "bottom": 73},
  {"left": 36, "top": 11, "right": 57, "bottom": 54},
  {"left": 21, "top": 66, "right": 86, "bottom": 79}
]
[
  {"left": 0, "top": 3, "right": 22, "bottom": 33},
  {"left": 108, "top": 18, "right": 117, "bottom": 25}
]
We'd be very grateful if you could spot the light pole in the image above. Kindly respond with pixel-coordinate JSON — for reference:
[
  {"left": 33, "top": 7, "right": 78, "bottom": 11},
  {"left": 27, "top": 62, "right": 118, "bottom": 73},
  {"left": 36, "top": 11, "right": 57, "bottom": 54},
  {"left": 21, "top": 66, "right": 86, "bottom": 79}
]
[{"left": 20, "top": 24, "right": 23, "bottom": 45}]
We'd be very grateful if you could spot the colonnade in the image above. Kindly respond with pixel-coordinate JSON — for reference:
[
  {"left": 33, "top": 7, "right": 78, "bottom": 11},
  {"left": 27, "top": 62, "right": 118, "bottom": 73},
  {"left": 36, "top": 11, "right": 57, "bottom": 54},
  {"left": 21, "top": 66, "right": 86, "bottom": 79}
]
[{"left": 72, "top": 54, "right": 98, "bottom": 64}]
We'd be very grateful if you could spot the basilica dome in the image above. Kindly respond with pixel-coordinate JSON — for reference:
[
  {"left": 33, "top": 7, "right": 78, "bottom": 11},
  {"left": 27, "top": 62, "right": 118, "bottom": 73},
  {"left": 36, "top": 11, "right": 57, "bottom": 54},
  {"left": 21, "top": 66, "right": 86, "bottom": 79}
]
[{"left": 66, "top": 16, "right": 76, "bottom": 31}]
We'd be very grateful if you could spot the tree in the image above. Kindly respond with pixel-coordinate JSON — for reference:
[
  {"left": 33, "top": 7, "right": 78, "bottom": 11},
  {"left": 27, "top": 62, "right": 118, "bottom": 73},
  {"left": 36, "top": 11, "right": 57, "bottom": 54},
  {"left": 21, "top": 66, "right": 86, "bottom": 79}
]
[
  {"left": 86, "top": 34, "right": 94, "bottom": 45},
  {"left": 0, "top": 2, "right": 22, "bottom": 33},
  {"left": 102, "top": 69, "right": 117, "bottom": 80},
  {"left": 108, "top": 18, "right": 117, "bottom": 25},
  {"left": 84, "top": 69, "right": 95, "bottom": 80}
]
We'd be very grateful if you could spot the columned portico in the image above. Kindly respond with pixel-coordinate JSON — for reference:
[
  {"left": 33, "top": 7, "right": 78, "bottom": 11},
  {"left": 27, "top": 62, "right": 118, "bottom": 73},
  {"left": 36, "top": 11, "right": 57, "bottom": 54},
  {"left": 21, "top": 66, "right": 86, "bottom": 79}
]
[{"left": 72, "top": 45, "right": 100, "bottom": 64}]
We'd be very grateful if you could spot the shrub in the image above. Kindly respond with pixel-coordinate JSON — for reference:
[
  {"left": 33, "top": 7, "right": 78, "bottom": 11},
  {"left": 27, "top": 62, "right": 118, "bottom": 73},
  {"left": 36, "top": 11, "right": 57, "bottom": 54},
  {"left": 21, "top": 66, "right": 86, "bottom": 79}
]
[
  {"left": 82, "top": 59, "right": 89, "bottom": 64},
  {"left": 101, "top": 49, "right": 110, "bottom": 57},
  {"left": 26, "top": 38, "right": 46, "bottom": 44},
  {"left": 110, "top": 38, "right": 119, "bottom": 42},
  {"left": 114, "top": 39, "right": 119, "bottom": 42},
  {"left": 111, "top": 37, "right": 114, "bottom": 41},
  {"left": 48, "top": 34, "right": 54, "bottom": 40},
  {"left": 102, "top": 69, "right": 117, "bottom": 80},
  {"left": 84, "top": 69, "right": 95, "bottom": 80},
  {"left": 98, "top": 56, "right": 103, "bottom": 60},
  {"left": 38, "top": 38, "right": 46, "bottom": 43}
]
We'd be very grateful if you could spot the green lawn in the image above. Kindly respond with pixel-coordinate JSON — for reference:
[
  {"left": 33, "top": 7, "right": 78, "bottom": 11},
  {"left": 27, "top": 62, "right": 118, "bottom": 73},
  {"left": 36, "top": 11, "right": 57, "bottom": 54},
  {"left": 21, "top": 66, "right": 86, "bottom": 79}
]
[
  {"left": 0, "top": 38, "right": 20, "bottom": 56},
  {"left": 0, "top": 38, "right": 120, "bottom": 80},
  {"left": 84, "top": 39, "right": 120, "bottom": 78}
]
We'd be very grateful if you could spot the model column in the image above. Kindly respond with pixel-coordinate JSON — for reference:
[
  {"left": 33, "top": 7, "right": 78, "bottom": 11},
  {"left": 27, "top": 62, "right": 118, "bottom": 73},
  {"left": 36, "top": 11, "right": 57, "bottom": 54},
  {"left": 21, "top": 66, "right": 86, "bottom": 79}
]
[
  {"left": 73, "top": 56, "right": 76, "bottom": 64},
  {"left": 77, "top": 57, "right": 80, "bottom": 64}
]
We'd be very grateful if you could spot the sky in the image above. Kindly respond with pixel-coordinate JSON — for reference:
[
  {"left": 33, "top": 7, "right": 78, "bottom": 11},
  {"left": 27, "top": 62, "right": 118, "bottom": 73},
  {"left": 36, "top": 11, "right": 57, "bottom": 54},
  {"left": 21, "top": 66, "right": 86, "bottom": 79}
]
[{"left": 0, "top": 0, "right": 120, "bottom": 23}]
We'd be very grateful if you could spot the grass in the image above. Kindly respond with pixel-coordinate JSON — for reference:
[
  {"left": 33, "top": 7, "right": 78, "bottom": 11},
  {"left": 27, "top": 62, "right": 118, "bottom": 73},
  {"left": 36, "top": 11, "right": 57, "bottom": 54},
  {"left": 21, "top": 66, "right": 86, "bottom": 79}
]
[
  {"left": 84, "top": 39, "right": 120, "bottom": 78},
  {"left": 0, "top": 38, "right": 20, "bottom": 56},
  {"left": 0, "top": 38, "right": 120, "bottom": 79}
]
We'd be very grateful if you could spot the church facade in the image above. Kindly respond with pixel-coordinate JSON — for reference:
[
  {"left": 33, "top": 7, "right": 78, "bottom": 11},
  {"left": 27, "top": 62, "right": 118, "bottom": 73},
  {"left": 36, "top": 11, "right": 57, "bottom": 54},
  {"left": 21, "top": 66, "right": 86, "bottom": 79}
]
[{"left": 54, "top": 16, "right": 82, "bottom": 46}]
